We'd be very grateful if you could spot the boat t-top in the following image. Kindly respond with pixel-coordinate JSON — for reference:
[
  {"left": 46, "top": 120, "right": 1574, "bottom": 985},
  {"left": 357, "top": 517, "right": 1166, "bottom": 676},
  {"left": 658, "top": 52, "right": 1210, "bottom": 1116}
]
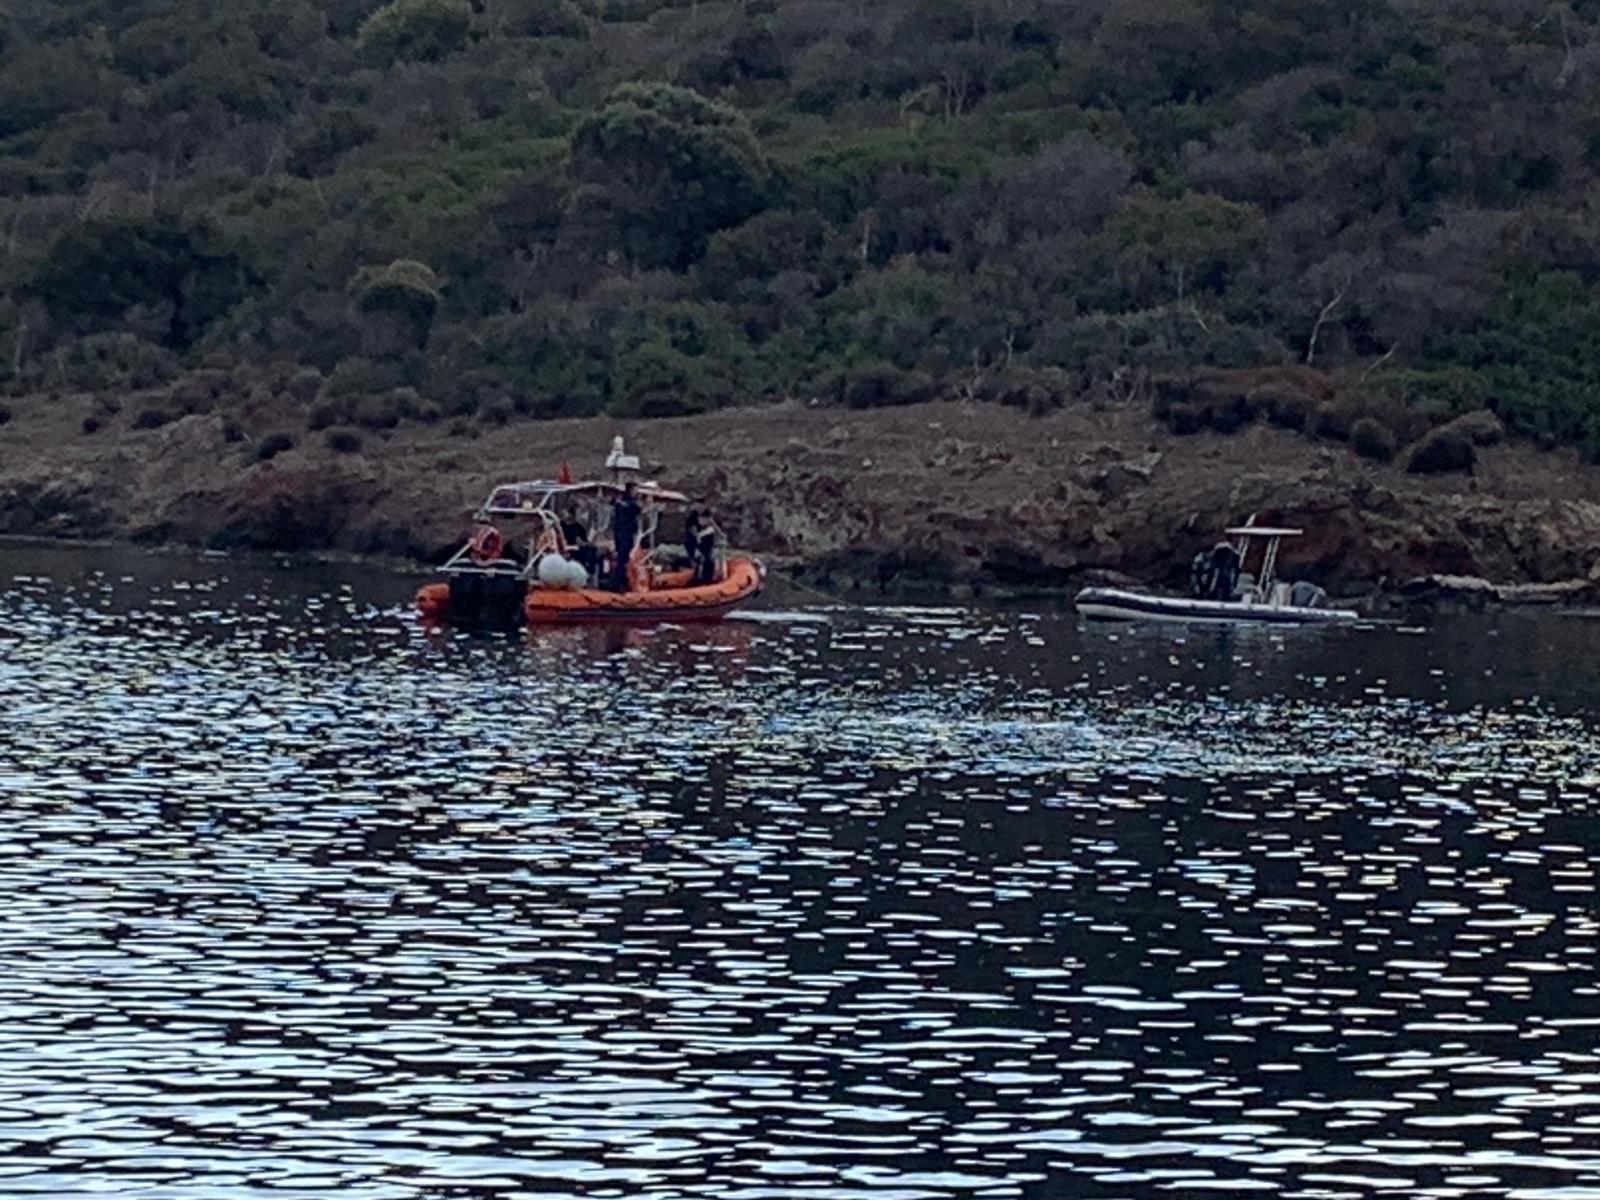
[
  {"left": 416, "top": 438, "right": 763, "bottom": 627},
  {"left": 1075, "top": 520, "right": 1359, "bottom": 625}
]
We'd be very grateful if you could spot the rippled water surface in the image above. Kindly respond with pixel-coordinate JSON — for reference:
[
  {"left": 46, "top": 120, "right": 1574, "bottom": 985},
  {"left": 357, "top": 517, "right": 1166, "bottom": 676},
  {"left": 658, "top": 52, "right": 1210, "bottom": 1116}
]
[{"left": 3, "top": 543, "right": 1600, "bottom": 1200}]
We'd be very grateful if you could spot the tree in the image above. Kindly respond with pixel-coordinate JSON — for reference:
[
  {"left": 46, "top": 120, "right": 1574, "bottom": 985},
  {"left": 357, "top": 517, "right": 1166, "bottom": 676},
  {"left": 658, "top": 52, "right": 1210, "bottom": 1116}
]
[
  {"left": 491, "top": 0, "right": 588, "bottom": 39},
  {"left": 1102, "top": 190, "right": 1267, "bottom": 307},
  {"left": 0, "top": 41, "right": 110, "bottom": 138},
  {"left": 569, "top": 82, "right": 770, "bottom": 270},
  {"left": 359, "top": 0, "right": 473, "bottom": 64},
  {"left": 28, "top": 216, "right": 253, "bottom": 351},
  {"left": 350, "top": 259, "right": 442, "bottom": 352}
]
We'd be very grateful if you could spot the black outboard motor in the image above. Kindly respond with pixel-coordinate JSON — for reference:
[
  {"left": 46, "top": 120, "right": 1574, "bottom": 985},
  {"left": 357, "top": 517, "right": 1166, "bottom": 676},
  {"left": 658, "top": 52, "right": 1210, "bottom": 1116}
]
[{"left": 446, "top": 573, "right": 528, "bottom": 630}]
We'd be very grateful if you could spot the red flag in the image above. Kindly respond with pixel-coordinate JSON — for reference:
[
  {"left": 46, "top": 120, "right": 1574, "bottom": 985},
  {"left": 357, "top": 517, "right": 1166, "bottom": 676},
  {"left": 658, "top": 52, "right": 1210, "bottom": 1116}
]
[{"left": 558, "top": 461, "right": 573, "bottom": 485}]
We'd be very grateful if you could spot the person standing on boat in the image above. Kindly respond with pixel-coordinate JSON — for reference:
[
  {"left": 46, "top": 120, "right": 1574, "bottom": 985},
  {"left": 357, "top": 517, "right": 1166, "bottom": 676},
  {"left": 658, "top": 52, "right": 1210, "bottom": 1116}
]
[
  {"left": 694, "top": 512, "right": 721, "bottom": 585},
  {"left": 1206, "top": 540, "right": 1242, "bottom": 600},
  {"left": 610, "top": 482, "right": 642, "bottom": 592},
  {"left": 561, "top": 512, "right": 601, "bottom": 584},
  {"left": 684, "top": 510, "right": 703, "bottom": 575}
]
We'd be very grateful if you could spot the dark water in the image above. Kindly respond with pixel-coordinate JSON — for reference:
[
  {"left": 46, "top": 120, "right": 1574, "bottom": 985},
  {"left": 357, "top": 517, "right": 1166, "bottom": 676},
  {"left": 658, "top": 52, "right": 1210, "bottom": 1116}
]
[{"left": 3, "top": 542, "right": 1599, "bottom": 1200}]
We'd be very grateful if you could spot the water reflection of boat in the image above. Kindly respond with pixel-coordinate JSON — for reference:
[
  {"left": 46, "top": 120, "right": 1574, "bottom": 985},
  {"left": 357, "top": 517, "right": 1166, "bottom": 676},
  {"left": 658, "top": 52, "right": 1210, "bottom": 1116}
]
[
  {"left": 1076, "top": 524, "right": 1360, "bottom": 626},
  {"left": 416, "top": 439, "right": 763, "bottom": 628}
]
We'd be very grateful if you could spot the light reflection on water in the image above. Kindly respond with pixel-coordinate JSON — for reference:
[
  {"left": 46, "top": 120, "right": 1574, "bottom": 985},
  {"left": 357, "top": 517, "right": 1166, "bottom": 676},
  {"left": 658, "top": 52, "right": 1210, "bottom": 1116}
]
[{"left": 1, "top": 543, "right": 1599, "bottom": 1199}]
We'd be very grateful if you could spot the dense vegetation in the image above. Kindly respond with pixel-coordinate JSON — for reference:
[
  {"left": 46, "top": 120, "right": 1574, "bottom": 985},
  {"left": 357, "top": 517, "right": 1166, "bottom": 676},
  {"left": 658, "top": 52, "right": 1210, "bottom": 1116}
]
[{"left": 6, "top": 0, "right": 1600, "bottom": 454}]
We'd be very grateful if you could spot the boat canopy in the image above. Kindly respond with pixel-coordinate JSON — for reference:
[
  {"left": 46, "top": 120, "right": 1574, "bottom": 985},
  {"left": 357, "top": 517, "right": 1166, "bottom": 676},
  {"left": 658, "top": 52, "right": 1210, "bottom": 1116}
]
[
  {"left": 1224, "top": 526, "right": 1303, "bottom": 538},
  {"left": 476, "top": 479, "right": 690, "bottom": 518}
]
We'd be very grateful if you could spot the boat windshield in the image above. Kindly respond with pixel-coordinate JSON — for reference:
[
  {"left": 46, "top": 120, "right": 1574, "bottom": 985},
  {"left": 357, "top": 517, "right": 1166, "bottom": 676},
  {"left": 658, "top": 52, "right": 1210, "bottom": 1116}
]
[
  {"left": 457, "top": 479, "right": 692, "bottom": 572},
  {"left": 475, "top": 480, "right": 689, "bottom": 520}
]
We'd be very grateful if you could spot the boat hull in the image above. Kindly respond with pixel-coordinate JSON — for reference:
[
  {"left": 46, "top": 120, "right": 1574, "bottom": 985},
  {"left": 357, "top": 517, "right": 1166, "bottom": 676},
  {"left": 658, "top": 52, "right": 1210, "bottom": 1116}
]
[
  {"left": 527, "top": 557, "right": 763, "bottom": 624},
  {"left": 1076, "top": 586, "right": 1358, "bottom": 626},
  {"left": 417, "top": 557, "right": 764, "bottom": 627}
]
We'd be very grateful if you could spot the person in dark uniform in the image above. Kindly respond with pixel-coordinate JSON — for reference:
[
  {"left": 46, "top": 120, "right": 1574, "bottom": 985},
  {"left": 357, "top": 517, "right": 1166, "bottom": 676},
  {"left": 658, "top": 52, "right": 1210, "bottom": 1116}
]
[
  {"left": 684, "top": 510, "right": 702, "bottom": 575},
  {"left": 694, "top": 512, "right": 720, "bottom": 585},
  {"left": 1206, "top": 541, "right": 1241, "bottom": 600},
  {"left": 609, "top": 482, "right": 641, "bottom": 592},
  {"left": 561, "top": 512, "right": 601, "bottom": 583}
]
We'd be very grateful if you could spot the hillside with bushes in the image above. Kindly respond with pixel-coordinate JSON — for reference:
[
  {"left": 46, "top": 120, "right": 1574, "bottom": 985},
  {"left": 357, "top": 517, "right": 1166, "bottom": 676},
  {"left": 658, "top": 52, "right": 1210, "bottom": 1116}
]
[{"left": 5, "top": 0, "right": 1600, "bottom": 463}]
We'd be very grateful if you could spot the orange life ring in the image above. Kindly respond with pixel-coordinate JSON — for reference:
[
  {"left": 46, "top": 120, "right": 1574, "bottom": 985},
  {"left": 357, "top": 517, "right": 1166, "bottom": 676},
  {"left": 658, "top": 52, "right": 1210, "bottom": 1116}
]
[{"left": 470, "top": 526, "right": 504, "bottom": 563}]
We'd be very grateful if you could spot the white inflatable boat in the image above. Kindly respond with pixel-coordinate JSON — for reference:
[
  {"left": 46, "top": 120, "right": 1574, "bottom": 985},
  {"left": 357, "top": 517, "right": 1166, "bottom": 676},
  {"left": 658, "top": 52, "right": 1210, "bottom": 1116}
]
[{"left": 1076, "top": 524, "right": 1360, "bottom": 626}]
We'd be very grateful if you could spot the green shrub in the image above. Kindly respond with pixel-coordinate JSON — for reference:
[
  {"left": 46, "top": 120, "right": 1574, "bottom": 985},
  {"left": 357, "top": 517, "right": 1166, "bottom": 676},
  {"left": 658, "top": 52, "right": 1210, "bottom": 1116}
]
[
  {"left": 1251, "top": 384, "right": 1314, "bottom": 430},
  {"left": 358, "top": 0, "right": 472, "bottom": 64},
  {"left": 1160, "top": 400, "right": 1206, "bottom": 434},
  {"left": 287, "top": 109, "right": 377, "bottom": 178},
  {"left": 1204, "top": 390, "right": 1254, "bottom": 433},
  {"left": 1350, "top": 417, "right": 1396, "bottom": 462},
  {"left": 308, "top": 400, "right": 346, "bottom": 431},
  {"left": 1105, "top": 190, "right": 1268, "bottom": 307},
  {"left": 55, "top": 334, "right": 179, "bottom": 392},
  {"left": 1469, "top": 274, "right": 1600, "bottom": 450},
  {"left": 81, "top": 414, "right": 102, "bottom": 434},
  {"left": 1405, "top": 425, "right": 1475, "bottom": 474},
  {"left": 499, "top": 0, "right": 589, "bottom": 37},
  {"left": 349, "top": 262, "right": 441, "bottom": 351},
  {"left": 1450, "top": 408, "right": 1505, "bottom": 446},
  {"left": 607, "top": 334, "right": 735, "bottom": 417},
  {"left": 983, "top": 367, "right": 1079, "bottom": 415},
  {"left": 355, "top": 388, "right": 423, "bottom": 429},
  {"left": 832, "top": 361, "right": 934, "bottom": 409},
  {"left": 351, "top": 261, "right": 440, "bottom": 325},
  {"left": 29, "top": 217, "right": 252, "bottom": 351},
  {"left": 170, "top": 369, "right": 229, "bottom": 414},
  {"left": 1369, "top": 366, "right": 1493, "bottom": 423},
  {"left": 326, "top": 427, "right": 364, "bottom": 454},
  {"left": 1310, "top": 398, "right": 1358, "bottom": 441},
  {"left": 256, "top": 432, "right": 296, "bottom": 461},
  {"left": 0, "top": 405, "right": 10, "bottom": 426},
  {"left": 570, "top": 82, "right": 770, "bottom": 270},
  {"left": 287, "top": 368, "right": 325, "bottom": 404},
  {"left": 1152, "top": 371, "right": 1255, "bottom": 434},
  {"left": 325, "top": 357, "right": 404, "bottom": 397}
]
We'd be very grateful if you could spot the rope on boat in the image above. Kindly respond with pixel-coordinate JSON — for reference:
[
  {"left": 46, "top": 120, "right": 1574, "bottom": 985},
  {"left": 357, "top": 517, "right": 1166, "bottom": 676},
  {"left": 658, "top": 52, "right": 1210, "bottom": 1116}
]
[{"left": 766, "top": 566, "right": 854, "bottom": 608}]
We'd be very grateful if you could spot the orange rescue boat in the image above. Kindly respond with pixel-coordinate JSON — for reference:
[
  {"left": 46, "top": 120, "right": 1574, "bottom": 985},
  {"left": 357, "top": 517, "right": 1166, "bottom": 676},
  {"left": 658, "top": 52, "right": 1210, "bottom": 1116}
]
[{"left": 416, "top": 439, "right": 763, "bottom": 628}]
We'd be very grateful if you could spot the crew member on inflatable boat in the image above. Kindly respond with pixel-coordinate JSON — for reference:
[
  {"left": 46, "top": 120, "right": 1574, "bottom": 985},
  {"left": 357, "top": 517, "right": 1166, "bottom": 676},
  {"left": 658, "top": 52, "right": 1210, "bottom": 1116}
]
[
  {"left": 1191, "top": 541, "right": 1242, "bottom": 601},
  {"left": 610, "top": 482, "right": 641, "bottom": 592}
]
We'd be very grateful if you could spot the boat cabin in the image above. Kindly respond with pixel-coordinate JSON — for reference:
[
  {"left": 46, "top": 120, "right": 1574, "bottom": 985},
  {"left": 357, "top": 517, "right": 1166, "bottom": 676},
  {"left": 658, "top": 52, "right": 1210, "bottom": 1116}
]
[{"left": 440, "top": 478, "right": 692, "bottom": 579}]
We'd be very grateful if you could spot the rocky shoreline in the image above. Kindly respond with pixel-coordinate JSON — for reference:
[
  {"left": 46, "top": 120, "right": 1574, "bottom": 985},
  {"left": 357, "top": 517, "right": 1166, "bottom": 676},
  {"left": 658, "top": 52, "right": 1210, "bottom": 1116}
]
[{"left": 4, "top": 392, "right": 1600, "bottom": 606}]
